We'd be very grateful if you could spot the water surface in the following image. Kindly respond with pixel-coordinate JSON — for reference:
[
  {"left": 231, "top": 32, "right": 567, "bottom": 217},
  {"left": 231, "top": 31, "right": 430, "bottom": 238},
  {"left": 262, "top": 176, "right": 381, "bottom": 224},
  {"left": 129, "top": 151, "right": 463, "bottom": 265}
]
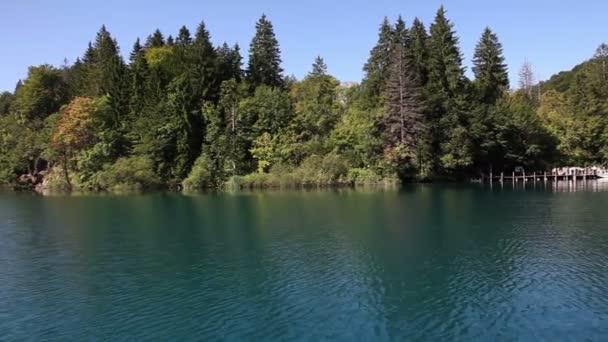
[{"left": 1, "top": 182, "right": 608, "bottom": 340}]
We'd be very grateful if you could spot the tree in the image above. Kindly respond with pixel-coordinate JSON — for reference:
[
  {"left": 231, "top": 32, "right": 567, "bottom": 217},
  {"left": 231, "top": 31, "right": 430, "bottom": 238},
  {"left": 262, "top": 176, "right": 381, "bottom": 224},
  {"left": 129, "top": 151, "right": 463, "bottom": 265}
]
[
  {"left": 409, "top": 18, "right": 429, "bottom": 85},
  {"left": 13, "top": 65, "right": 68, "bottom": 120},
  {"left": 383, "top": 43, "right": 425, "bottom": 176},
  {"left": 165, "top": 74, "right": 204, "bottom": 181},
  {"left": 426, "top": 6, "right": 472, "bottom": 174},
  {"left": 247, "top": 15, "right": 284, "bottom": 89},
  {"left": 176, "top": 26, "right": 192, "bottom": 46},
  {"left": 519, "top": 60, "right": 536, "bottom": 100},
  {"left": 189, "top": 21, "right": 219, "bottom": 103},
  {"left": 291, "top": 56, "right": 341, "bottom": 142},
  {"left": 52, "top": 97, "right": 105, "bottom": 189},
  {"left": 362, "top": 17, "right": 394, "bottom": 107},
  {"left": 393, "top": 16, "right": 409, "bottom": 50},
  {"left": 473, "top": 27, "right": 509, "bottom": 104},
  {"left": 427, "top": 6, "right": 466, "bottom": 99},
  {"left": 217, "top": 43, "right": 244, "bottom": 82},
  {"left": 128, "top": 38, "right": 149, "bottom": 121},
  {"left": 309, "top": 56, "right": 328, "bottom": 77},
  {"left": 0, "top": 92, "right": 14, "bottom": 116},
  {"left": 146, "top": 29, "right": 165, "bottom": 48}
]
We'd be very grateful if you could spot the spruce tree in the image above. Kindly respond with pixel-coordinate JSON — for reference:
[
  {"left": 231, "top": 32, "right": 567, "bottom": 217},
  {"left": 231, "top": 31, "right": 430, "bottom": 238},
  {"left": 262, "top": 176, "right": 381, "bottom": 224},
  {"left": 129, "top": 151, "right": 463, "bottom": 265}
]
[
  {"left": 128, "top": 39, "right": 149, "bottom": 120},
  {"left": 176, "top": 26, "right": 192, "bottom": 46},
  {"left": 427, "top": 6, "right": 472, "bottom": 172},
  {"left": 189, "top": 21, "right": 219, "bottom": 102},
  {"left": 473, "top": 27, "right": 509, "bottom": 104},
  {"left": 409, "top": 18, "right": 429, "bottom": 85},
  {"left": 146, "top": 29, "right": 165, "bottom": 48},
  {"left": 383, "top": 43, "right": 425, "bottom": 174},
  {"left": 129, "top": 38, "right": 143, "bottom": 63},
  {"left": 393, "top": 16, "right": 409, "bottom": 50},
  {"left": 217, "top": 43, "right": 244, "bottom": 82},
  {"left": 362, "top": 17, "right": 394, "bottom": 107},
  {"left": 247, "top": 15, "right": 284, "bottom": 89},
  {"left": 428, "top": 6, "right": 466, "bottom": 98},
  {"left": 310, "top": 56, "right": 328, "bottom": 77}
]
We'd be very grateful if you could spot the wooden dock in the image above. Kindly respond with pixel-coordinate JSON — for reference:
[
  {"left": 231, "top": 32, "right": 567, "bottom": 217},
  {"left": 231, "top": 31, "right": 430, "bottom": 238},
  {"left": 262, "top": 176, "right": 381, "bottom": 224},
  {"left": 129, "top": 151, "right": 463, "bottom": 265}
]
[{"left": 484, "top": 170, "right": 600, "bottom": 183}]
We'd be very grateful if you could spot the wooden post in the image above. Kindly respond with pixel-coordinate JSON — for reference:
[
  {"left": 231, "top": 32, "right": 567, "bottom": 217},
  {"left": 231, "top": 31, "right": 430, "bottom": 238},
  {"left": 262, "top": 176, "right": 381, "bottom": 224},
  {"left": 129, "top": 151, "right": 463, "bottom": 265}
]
[
  {"left": 512, "top": 171, "right": 515, "bottom": 182},
  {"left": 533, "top": 172, "right": 537, "bottom": 183},
  {"left": 500, "top": 172, "right": 504, "bottom": 183},
  {"left": 544, "top": 171, "right": 547, "bottom": 182}
]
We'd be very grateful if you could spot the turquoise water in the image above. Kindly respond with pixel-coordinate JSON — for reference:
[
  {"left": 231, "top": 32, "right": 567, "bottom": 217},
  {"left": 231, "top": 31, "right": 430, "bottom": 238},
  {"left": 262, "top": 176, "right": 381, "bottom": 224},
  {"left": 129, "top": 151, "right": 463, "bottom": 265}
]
[{"left": 1, "top": 182, "right": 608, "bottom": 340}]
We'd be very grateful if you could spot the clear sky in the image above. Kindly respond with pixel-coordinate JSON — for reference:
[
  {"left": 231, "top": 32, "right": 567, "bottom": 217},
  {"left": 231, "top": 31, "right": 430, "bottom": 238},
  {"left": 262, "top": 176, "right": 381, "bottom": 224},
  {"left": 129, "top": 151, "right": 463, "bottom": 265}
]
[{"left": 1, "top": 0, "right": 606, "bottom": 92}]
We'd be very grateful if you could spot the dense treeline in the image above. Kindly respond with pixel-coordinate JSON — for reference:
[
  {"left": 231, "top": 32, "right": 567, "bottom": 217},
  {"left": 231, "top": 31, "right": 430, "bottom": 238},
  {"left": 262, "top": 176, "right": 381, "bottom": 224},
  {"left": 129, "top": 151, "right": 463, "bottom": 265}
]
[{"left": 1, "top": 7, "right": 608, "bottom": 190}]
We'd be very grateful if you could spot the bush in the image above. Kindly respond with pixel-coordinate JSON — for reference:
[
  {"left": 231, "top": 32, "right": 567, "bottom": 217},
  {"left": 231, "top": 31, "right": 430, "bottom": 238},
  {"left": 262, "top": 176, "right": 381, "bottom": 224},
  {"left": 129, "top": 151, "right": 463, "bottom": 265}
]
[
  {"left": 182, "top": 155, "right": 215, "bottom": 189},
  {"left": 95, "top": 156, "right": 161, "bottom": 190},
  {"left": 346, "top": 168, "right": 383, "bottom": 184}
]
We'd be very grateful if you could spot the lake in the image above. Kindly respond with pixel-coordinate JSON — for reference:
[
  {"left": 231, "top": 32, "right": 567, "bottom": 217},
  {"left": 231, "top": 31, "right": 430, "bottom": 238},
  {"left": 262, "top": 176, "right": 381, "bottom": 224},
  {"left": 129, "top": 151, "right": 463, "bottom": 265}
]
[{"left": 1, "top": 182, "right": 608, "bottom": 340}]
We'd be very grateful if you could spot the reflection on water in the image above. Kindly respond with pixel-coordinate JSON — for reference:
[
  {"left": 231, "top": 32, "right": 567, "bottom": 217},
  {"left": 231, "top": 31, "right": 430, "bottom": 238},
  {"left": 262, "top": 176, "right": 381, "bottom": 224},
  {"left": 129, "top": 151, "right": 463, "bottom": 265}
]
[
  {"left": 1, "top": 184, "right": 608, "bottom": 340},
  {"left": 485, "top": 179, "right": 608, "bottom": 193}
]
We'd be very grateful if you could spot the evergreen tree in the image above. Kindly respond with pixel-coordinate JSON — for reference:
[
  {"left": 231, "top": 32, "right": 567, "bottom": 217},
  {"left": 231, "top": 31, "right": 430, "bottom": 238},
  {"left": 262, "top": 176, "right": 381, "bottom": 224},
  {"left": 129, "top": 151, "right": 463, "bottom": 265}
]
[
  {"left": 189, "top": 21, "right": 219, "bottom": 102},
  {"left": 393, "top": 16, "right": 409, "bottom": 49},
  {"left": 128, "top": 39, "right": 149, "bottom": 121},
  {"left": 383, "top": 43, "right": 425, "bottom": 175},
  {"left": 427, "top": 7, "right": 466, "bottom": 98},
  {"left": 146, "top": 29, "right": 165, "bottom": 48},
  {"left": 247, "top": 15, "right": 284, "bottom": 89},
  {"left": 309, "top": 56, "right": 328, "bottom": 77},
  {"left": 427, "top": 6, "right": 472, "bottom": 173},
  {"left": 362, "top": 17, "right": 394, "bottom": 107},
  {"left": 166, "top": 35, "right": 175, "bottom": 46},
  {"left": 129, "top": 38, "right": 143, "bottom": 63},
  {"left": 473, "top": 27, "right": 509, "bottom": 104},
  {"left": 409, "top": 18, "right": 429, "bottom": 85},
  {"left": 176, "top": 26, "right": 192, "bottom": 46},
  {"left": 217, "top": 43, "right": 244, "bottom": 82}
]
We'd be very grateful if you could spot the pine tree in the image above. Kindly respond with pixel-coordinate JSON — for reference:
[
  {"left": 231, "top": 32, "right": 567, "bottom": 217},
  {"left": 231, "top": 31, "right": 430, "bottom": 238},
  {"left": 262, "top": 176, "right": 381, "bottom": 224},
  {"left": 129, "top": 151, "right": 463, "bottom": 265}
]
[
  {"left": 427, "top": 6, "right": 472, "bottom": 172},
  {"left": 129, "top": 38, "right": 143, "bottom": 63},
  {"left": 189, "top": 21, "right": 219, "bottom": 103},
  {"left": 176, "top": 26, "right": 192, "bottom": 46},
  {"left": 428, "top": 6, "right": 466, "bottom": 98},
  {"left": 247, "top": 14, "right": 284, "bottom": 89},
  {"left": 473, "top": 27, "right": 509, "bottom": 104},
  {"left": 309, "top": 56, "right": 328, "bottom": 77},
  {"left": 217, "top": 43, "right": 243, "bottom": 82},
  {"left": 383, "top": 43, "right": 425, "bottom": 174},
  {"left": 146, "top": 29, "right": 165, "bottom": 48},
  {"left": 409, "top": 18, "right": 429, "bottom": 85},
  {"left": 362, "top": 17, "right": 394, "bottom": 107},
  {"left": 393, "top": 16, "right": 409, "bottom": 50},
  {"left": 128, "top": 39, "right": 149, "bottom": 121}
]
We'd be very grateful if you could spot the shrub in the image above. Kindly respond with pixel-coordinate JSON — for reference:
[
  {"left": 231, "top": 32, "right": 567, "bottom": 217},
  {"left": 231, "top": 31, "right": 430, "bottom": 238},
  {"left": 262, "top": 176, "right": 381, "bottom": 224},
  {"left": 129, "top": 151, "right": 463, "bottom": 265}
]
[
  {"left": 182, "top": 155, "right": 217, "bottom": 189},
  {"left": 95, "top": 156, "right": 161, "bottom": 190}
]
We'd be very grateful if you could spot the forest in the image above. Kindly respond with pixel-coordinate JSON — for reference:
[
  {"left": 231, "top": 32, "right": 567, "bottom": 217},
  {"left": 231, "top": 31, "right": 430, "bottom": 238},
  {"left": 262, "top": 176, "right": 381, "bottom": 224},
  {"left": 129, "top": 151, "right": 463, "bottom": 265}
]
[{"left": 1, "top": 6, "right": 608, "bottom": 191}]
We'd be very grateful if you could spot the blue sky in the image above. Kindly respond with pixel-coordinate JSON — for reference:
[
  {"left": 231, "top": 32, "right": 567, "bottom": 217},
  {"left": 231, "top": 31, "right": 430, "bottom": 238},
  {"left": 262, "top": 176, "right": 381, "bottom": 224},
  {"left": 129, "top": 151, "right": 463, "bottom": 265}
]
[{"left": 1, "top": 0, "right": 606, "bottom": 92}]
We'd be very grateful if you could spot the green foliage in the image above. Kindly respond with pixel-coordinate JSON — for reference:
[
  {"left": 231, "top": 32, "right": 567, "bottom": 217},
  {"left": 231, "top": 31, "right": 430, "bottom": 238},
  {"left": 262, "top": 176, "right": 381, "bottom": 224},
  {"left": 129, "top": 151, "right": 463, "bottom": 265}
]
[
  {"left": 13, "top": 65, "right": 68, "bottom": 120},
  {"left": 247, "top": 15, "right": 284, "bottom": 89},
  {"left": 95, "top": 156, "right": 161, "bottom": 190},
  {"left": 0, "top": 92, "right": 13, "bottom": 116},
  {"left": 473, "top": 28, "right": 509, "bottom": 104},
  {"left": 361, "top": 17, "right": 394, "bottom": 108},
  {"left": 3, "top": 7, "right": 608, "bottom": 191}
]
